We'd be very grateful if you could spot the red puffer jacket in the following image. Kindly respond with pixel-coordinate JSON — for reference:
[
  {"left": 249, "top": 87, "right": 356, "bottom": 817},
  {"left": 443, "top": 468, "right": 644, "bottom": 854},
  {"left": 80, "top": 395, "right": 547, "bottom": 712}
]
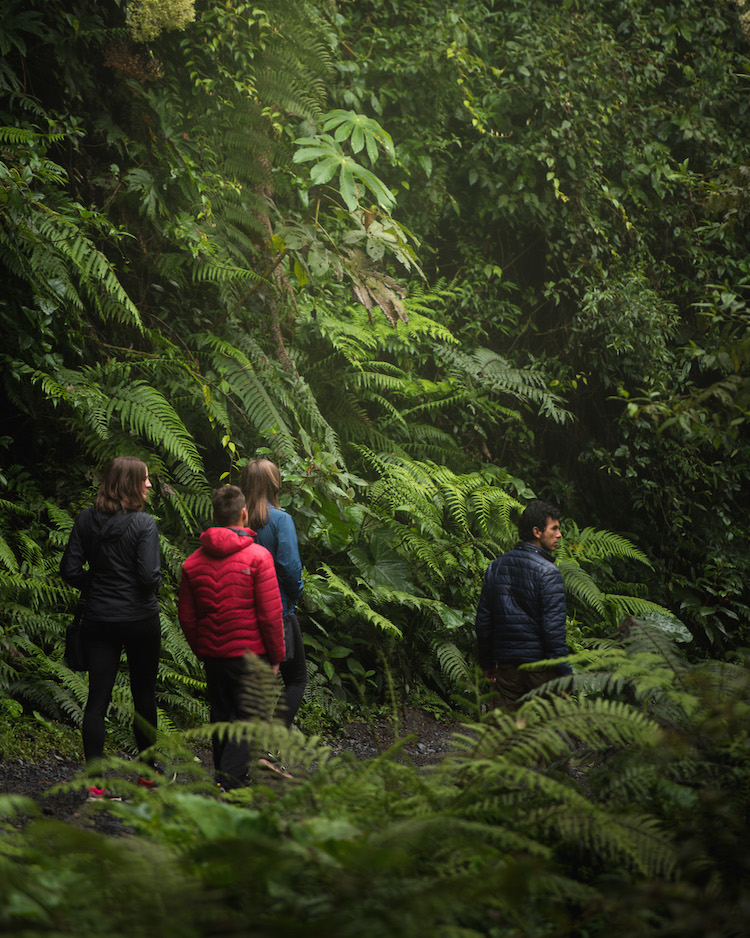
[{"left": 178, "top": 526, "right": 285, "bottom": 663}]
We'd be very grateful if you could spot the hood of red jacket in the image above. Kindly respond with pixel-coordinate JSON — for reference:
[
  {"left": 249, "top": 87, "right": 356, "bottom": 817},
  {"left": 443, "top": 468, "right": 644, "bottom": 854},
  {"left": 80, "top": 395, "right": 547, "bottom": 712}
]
[{"left": 198, "top": 526, "right": 258, "bottom": 558}]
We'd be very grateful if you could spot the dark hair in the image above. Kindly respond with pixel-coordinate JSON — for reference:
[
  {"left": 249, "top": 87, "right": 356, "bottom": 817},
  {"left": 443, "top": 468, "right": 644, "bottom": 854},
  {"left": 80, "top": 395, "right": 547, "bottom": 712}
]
[
  {"left": 239, "top": 458, "right": 280, "bottom": 530},
  {"left": 94, "top": 456, "right": 149, "bottom": 514},
  {"left": 517, "top": 499, "right": 561, "bottom": 541},
  {"left": 211, "top": 485, "right": 247, "bottom": 527}
]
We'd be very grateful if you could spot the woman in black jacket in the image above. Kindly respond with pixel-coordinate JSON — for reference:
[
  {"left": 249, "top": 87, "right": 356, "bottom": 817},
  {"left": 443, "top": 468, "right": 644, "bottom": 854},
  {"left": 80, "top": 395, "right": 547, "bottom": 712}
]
[{"left": 61, "top": 456, "right": 161, "bottom": 793}]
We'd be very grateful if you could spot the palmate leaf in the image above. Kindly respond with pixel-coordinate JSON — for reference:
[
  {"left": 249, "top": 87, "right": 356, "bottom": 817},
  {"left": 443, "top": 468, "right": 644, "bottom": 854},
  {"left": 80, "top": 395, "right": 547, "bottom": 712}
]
[
  {"left": 321, "top": 109, "right": 396, "bottom": 163},
  {"left": 309, "top": 156, "right": 341, "bottom": 186},
  {"left": 339, "top": 165, "right": 358, "bottom": 212},
  {"left": 293, "top": 133, "right": 396, "bottom": 211},
  {"left": 349, "top": 532, "right": 416, "bottom": 591}
]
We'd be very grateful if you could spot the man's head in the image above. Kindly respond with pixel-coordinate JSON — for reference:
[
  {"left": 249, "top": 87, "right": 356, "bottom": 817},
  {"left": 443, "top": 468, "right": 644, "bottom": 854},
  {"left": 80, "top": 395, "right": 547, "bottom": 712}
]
[
  {"left": 518, "top": 499, "right": 562, "bottom": 552},
  {"left": 211, "top": 484, "right": 248, "bottom": 527}
]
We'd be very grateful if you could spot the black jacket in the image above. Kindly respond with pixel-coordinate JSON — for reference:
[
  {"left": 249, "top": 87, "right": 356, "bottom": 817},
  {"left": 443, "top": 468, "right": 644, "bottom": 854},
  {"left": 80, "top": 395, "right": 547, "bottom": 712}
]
[
  {"left": 60, "top": 506, "right": 161, "bottom": 621},
  {"left": 475, "top": 541, "right": 571, "bottom": 674}
]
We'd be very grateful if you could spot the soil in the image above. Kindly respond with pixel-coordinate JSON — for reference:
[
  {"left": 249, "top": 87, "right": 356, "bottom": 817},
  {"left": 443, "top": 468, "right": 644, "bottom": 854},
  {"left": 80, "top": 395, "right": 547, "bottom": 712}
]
[{"left": 0, "top": 708, "right": 461, "bottom": 834}]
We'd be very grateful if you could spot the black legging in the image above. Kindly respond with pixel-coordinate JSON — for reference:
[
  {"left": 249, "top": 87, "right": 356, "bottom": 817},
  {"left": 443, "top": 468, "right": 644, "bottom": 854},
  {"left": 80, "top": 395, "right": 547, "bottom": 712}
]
[
  {"left": 279, "top": 613, "right": 307, "bottom": 727},
  {"left": 82, "top": 615, "right": 160, "bottom": 763}
]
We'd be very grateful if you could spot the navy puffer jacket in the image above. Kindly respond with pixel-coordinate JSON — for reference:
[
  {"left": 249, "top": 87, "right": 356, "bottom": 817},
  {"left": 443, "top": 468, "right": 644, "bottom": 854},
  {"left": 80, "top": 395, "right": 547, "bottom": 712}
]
[{"left": 475, "top": 541, "right": 571, "bottom": 675}]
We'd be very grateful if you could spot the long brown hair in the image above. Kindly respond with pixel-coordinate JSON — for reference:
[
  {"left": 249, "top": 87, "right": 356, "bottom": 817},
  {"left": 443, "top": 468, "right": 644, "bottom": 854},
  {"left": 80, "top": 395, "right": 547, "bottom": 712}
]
[
  {"left": 240, "top": 458, "right": 280, "bottom": 529},
  {"left": 94, "top": 456, "right": 149, "bottom": 514}
]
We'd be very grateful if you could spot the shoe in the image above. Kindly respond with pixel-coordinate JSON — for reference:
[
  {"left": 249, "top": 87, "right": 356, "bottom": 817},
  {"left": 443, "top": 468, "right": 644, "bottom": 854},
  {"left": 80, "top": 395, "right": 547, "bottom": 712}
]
[
  {"left": 86, "top": 786, "right": 123, "bottom": 802},
  {"left": 137, "top": 769, "right": 177, "bottom": 789},
  {"left": 257, "top": 753, "right": 293, "bottom": 779}
]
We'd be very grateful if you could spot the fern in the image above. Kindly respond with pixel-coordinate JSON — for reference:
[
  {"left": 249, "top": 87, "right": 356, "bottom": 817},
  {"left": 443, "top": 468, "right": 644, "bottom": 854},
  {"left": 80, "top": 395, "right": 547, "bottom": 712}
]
[
  {"left": 432, "top": 639, "right": 474, "bottom": 688},
  {"left": 316, "top": 564, "right": 403, "bottom": 637},
  {"left": 560, "top": 522, "right": 652, "bottom": 567}
]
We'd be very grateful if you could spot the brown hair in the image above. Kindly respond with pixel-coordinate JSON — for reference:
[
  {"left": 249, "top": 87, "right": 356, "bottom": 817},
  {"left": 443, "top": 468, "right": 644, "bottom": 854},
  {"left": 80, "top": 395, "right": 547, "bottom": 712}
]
[
  {"left": 239, "top": 458, "right": 280, "bottom": 530},
  {"left": 211, "top": 485, "right": 246, "bottom": 527},
  {"left": 94, "top": 456, "right": 149, "bottom": 514}
]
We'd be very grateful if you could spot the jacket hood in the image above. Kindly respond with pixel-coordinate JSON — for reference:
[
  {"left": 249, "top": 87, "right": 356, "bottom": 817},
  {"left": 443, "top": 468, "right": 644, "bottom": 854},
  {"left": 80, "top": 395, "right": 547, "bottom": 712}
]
[
  {"left": 199, "top": 526, "right": 258, "bottom": 558},
  {"left": 92, "top": 508, "right": 138, "bottom": 541}
]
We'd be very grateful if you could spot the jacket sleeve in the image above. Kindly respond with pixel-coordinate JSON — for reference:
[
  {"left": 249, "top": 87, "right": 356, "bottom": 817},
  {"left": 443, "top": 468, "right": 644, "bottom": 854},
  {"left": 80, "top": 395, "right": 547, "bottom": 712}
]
[
  {"left": 474, "top": 564, "right": 496, "bottom": 671},
  {"left": 135, "top": 517, "right": 162, "bottom": 592},
  {"left": 274, "top": 511, "right": 304, "bottom": 606},
  {"left": 60, "top": 512, "right": 90, "bottom": 593},
  {"left": 539, "top": 565, "right": 572, "bottom": 675},
  {"left": 177, "top": 568, "right": 199, "bottom": 656},
  {"left": 253, "top": 551, "right": 285, "bottom": 664}
]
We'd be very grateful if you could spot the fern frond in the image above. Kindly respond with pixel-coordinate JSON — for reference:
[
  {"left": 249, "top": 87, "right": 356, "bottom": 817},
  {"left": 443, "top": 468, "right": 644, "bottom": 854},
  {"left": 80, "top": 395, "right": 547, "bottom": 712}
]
[
  {"left": 557, "top": 560, "right": 607, "bottom": 615},
  {"left": 317, "top": 564, "right": 403, "bottom": 637},
  {"left": 432, "top": 639, "right": 474, "bottom": 687},
  {"left": 105, "top": 380, "right": 205, "bottom": 476},
  {"left": 561, "top": 524, "right": 652, "bottom": 567}
]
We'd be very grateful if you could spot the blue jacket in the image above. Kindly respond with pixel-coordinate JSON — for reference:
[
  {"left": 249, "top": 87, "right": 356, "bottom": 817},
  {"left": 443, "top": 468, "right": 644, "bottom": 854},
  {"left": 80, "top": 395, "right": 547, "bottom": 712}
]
[
  {"left": 253, "top": 503, "right": 303, "bottom": 617},
  {"left": 475, "top": 541, "right": 571, "bottom": 675}
]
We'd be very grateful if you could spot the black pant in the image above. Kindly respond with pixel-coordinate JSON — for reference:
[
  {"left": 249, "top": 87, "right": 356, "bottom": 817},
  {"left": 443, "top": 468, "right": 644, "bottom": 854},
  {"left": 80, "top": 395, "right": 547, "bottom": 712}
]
[
  {"left": 82, "top": 614, "right": 160, "bottom": 763},
  {"left": 279, "top": 613, "right": 307, "bottom": 727},
  {"left": 490, "top": 663, "right": 560, "bottom": 711},
  {"left": 203, "top": 654, "right": 275, "bottom": 789}
]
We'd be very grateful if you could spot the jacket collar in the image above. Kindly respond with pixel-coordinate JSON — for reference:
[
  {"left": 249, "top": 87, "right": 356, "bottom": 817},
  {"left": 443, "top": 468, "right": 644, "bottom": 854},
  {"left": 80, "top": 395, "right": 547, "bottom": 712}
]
[{"left": 514, "top": 540, "right": 556, "bottom": 563}]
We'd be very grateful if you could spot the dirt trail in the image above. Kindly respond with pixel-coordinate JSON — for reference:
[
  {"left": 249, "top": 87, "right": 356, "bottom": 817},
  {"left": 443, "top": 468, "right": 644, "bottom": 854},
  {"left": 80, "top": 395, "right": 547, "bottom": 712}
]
[{"left": 0, "top": 708, "right": 461, "bottom": 832}]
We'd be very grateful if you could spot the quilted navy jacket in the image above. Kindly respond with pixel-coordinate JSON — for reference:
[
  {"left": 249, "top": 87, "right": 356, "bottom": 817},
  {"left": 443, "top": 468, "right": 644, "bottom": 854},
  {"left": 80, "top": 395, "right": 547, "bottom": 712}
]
[
  {"left": 475, "top": 540, "right": 572, "bottom": 675},
  {"left": 178, "top": 526, "right": 285, "bottom": 663}
]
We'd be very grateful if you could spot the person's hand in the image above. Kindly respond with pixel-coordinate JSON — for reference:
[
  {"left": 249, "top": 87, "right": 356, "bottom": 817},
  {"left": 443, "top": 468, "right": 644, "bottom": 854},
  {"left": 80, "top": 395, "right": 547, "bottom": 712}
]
[
  {"left": 483, "top": 665, "right": 498, "bottom": 684},
  {"left": 272, "top": 663, "right": 280, "bottom": 677}
]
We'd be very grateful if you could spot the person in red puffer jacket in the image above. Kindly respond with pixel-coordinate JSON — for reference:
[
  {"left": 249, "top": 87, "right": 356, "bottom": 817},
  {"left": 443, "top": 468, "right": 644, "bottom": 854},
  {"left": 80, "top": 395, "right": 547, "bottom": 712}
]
[{"left": 178, "top": 484, "right": 284, "bottom": 789}]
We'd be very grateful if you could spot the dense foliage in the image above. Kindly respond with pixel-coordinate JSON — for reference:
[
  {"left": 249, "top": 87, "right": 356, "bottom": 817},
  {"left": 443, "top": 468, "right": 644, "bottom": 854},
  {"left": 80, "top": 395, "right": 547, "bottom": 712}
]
[
  {"left": 2, "top": 625, "right": 750, "bottom": 937},
  {"left": 1, "top": 0, "right": 749, "bottom": 932}
]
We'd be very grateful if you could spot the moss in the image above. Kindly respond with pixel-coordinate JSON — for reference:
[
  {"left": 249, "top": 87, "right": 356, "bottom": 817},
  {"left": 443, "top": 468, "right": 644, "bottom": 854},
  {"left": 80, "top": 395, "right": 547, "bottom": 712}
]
[{"left": 0, "top": 714, "right": 82, "bottom": 762}]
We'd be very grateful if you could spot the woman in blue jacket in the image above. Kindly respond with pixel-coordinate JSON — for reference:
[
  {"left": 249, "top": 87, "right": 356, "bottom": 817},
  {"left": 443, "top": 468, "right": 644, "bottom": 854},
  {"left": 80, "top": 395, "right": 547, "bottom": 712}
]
[
  {"left": 241, "top": 458, "right": 306, "bottom": 728},
  {"left": 60, "top": 456, "right": 161, "bottom": 795}
]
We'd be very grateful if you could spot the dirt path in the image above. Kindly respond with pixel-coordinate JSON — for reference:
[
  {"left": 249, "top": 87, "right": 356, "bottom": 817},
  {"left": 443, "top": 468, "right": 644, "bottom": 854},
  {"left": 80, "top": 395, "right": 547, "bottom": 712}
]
[{"left": 0, "top": 708, "right": 461, "bottom": 832}]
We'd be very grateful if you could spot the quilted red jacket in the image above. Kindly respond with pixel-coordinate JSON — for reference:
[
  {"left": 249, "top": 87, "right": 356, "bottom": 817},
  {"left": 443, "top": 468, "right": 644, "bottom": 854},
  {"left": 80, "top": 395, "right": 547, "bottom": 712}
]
[{"left": 178, "top": 526, "right": 285, "bottom": 663}]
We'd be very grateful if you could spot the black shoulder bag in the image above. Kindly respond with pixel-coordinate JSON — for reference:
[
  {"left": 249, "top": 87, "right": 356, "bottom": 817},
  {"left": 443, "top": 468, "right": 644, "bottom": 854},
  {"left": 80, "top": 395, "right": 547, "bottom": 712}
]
[
  {"left": 63, "top": 511, "right": 121, "bottom": 671},
  {"left": 64, "top": 597, "right": 88, "bottom": 671}
]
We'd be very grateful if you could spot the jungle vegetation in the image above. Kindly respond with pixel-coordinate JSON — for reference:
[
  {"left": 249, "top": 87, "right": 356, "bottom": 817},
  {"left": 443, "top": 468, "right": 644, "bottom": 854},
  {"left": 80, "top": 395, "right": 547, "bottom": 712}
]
[{"left": 0, "top": 0, "right": 749, "bottom": 934}]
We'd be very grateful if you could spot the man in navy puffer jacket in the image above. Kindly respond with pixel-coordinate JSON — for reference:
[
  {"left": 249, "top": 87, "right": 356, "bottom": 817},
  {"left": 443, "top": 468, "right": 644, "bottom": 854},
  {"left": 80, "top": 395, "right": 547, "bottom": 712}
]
[{"left": 475, "top": 499, "right": 572, "bottom": 708}]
